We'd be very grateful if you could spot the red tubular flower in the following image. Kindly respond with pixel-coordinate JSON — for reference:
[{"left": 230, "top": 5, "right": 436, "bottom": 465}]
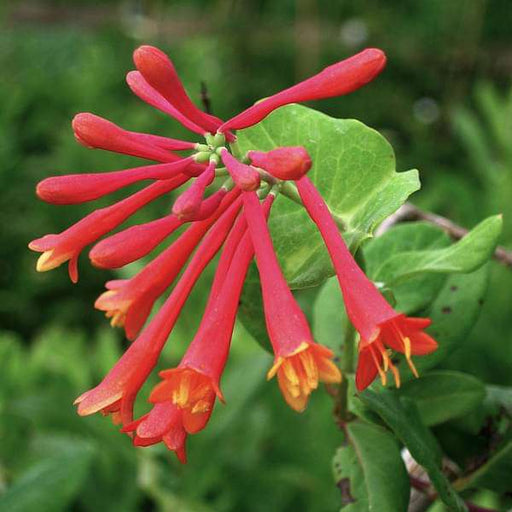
[
  {"left": 122, "top": 403, "right": 188, "bottom": 463},
  {"left": 219, "top": 48, "right": 386, "bottom": 132},
  {"left": 126, "top": 71, "right": 205, "bottom": 136},
  {"left": 220, "top": 149, "right": 261, "bottom": 191},
  {"left": 36, "top": 157, "right": 200, "bottom": 205},
  {"left": 295, "top": 175, "right": 438, "bottom": 391},
  {"left": 133, "top": 46, "right": 223, "bottom": 134},
  {"left": 90, "top": 188, "right": 238, "bottom": 269},
  {"left": 248, "top": 147, "right": 312, "bottom": 181},
  {"left": 72, "top": 113, "right": 193, "bottom": 163},
  {"left": 229, "top": 189, "right": 341, "bottom": 412},
  {"left": 150, "top": 196, "right": 274, "bottom": 433},
  {"left": 172, "top": 161, "right": 216, "bottom": 220},
  {"left": 29, "top": 175, "right": 188, "bottom": 282},
  {"left": 76, "top": 195, "right": 244, "bottom": 424},
  {"left": 95, "top": 195, "right": 242, "bottom": 339}
]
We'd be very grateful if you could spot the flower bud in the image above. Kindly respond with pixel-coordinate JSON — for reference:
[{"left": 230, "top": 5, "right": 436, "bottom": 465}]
[{"left": 248, "top": 146, "right": 312, "bottom": 180}]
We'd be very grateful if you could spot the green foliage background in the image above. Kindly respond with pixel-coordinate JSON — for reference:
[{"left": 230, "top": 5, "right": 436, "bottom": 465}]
[{"left": 1, "top": 1, "right": 512, "bottom": 511}]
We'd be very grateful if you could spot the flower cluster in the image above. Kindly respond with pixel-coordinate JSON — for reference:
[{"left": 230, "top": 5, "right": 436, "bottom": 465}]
[{"left": 30, "top": 45, "right": 437, "bottom": 462}]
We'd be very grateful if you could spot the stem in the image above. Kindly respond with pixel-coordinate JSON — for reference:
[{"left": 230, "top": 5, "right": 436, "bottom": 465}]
[
  {"left": 337, "top": 320, "right": 356, "bottom": 423},
  {"left": 409, "top": 477, "right": 500, "bottom": 512}
]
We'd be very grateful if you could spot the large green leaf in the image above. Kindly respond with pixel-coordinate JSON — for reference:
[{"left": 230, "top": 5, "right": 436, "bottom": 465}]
[
  {"left": 332, "top": 421, "right": 410, "bottom": 512},
  {"left": 360, "top": 389, "right": 467, "bottom": 512},
  {"left": 0, "top": 439, "right": 94, "bottom": 512},
  {"left": 399, "top": 371, "right": 486, "bottom": 426},
  {"left": 237, "top": 104, "right": 420, "bottom": 289}
]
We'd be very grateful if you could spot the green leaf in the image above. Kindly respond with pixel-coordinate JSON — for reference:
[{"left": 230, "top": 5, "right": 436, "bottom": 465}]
[
  {"left": 360, "top": 389, "right": 467, "bottom": 512},
  {"left": 312, "top": 276, "right": 348, "bottom": 356},
  {"left": 399, "top": 371, "right": 486, "bottom": 426},
  {"left": 332, "top": 421, "right": 410, "bottom": 512},
  {"left": 457, "top": 441, "right": 512, "bottom": 494},
  {"left": 363, "top": 217, "right": 501, "bottom": 314},
  {"left": 238, "top": 263, "right": 272, "bottom": 352},
  {"left": 237, "top": 104, "right": 420, "bottom": 289},
  {"left": 0, "top": 439, "right": 94, "bottom": 512},
  {"left": 370, "top": 216, "right": 502, "bottom": 286},
  {"left": 485, "top": 385, "right": 512, "bottom": 416},
  {"left": 416, "top": 265, "right": 489, "bottom": 372}
]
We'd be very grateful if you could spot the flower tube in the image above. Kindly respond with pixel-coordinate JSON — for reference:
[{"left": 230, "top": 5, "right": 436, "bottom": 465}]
[{"left": 295, "top": 175, "right": 438, "bottom": 391}]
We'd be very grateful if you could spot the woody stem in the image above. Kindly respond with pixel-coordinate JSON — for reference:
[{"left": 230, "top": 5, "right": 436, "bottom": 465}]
[{"left": 337, "top": 320, "right": 356, "bottom": 423}]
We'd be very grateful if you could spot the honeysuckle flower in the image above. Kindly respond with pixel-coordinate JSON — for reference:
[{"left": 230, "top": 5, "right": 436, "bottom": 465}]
[
  {"left": 225, "top": 185, "right": 341, "bottom": 411},
  {"left": 122, "top": 402, "right": 188, "bottom": 463},
  {"left": 172, "top": 161, "right": 216, "bottom": 220},
  {"left": 89, "top": 187, "right": 237, "bottom": 269},
  {"left": 36, "top": 40, "right": 397, "bottom": 462},
  {"left": 219, "top": 48, "right": 386, "bottom": 132},
  {"left": 76, "top": 194, "right": 245, "bottom": 423},
  {"left": 72, "top": 113, "right": 196, "bottom": 162},
  {"left": 150, "top": 195, "right": 274, "bottom": 432},
  {"left": 295, "top": 175, "right": 438, "bottom": 391},
  {"left": 219, "top": 149, "right": 261, "bottom": 190},
  {"left": 37, "top": 158, "right": 200, "bottom": 205},
  {"left": 29, "top": 174, "right": 188, "bottom": 282},
  {"left": 95, "top": 195, "right": 242, "bottom": 339},
  {"left": 126, "top": 70, "right": 205, "bottom": 136},
  {"left": 133, "top": 46, "right": 224, "bottom": 135},
  {"left": 248, "top": 147, "right": 312, "bottom": 181}
]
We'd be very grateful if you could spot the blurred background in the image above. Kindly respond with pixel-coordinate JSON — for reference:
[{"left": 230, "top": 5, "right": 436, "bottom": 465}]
[{"left": 1, "top": 1, "right": 512, "bottom": 511}]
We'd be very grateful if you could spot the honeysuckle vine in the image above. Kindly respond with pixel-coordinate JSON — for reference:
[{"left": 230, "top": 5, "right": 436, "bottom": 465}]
[{"left": 29, "top": 44, "right": 440, "bottom": 463}]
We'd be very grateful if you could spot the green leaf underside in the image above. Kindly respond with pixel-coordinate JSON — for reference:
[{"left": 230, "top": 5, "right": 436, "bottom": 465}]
[
  {"left": 332, "top": 421, "right": 410, "bottom": 512},
  {"left": 237, "top": 104, "right": 420, "bottom": 289},
  {"left": 399, "top": 371, "right": 486, "bottom": 426},
  {"left": 360, "top": 390, "right": 467, "bottom": 512}
]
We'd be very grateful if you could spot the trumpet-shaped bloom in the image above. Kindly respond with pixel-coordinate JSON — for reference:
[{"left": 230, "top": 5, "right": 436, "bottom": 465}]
[
  {"left": 219, "top": 48, "right": 386, "bottom": 131},
  {"left": 122, "top": 402, "right": 188, "bottom": 463},
  {"left": 90, "top": 187, "right": 237, "bottom": 269},
  {"left": 231, "top": 188, "right": 341, "bottom": 412},
  {"left": 76, "top": 195, "right": 244, "bottom": 423},
  {"left": 95, "top": 195, "right": 242, "bottom": 339},
  {"left": 29, "top": 175, "right": 188, "bottom": 282},
  {"left": 37, "top": 158, "right": 199, "bottom": 205},
  {"left": 295, "top": 175, "right": 438, "bottom": 390},
  {"left": 150, "top": 196, "right": 275, "bottom": 431}
]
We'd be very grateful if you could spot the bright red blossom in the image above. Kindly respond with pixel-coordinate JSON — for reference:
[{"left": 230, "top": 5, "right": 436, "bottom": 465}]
[
  {"left": 31, "top": 42, "right": 430, "bottom": 462},
  {"left": 295, "top": 176, "right": 438, "bottom": 391}
]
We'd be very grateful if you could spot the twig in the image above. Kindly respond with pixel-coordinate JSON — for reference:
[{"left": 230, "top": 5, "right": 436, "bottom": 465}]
[
  {"left": 200, "top": 81, "right": 212, "bottom": 114},
  {"left": 376, "top": 203, "right": 512, "bottom": 268},
  {"left": 409, "top": 477, "right": 499, "bottom": 512}
]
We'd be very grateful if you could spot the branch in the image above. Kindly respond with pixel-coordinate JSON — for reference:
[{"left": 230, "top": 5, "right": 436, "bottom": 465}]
[
  {"left": 376, "top": 203, "right": 511, "bottom": 267},
  {"left": 409, "top": 477, "right": 499, "bottom": 512}
]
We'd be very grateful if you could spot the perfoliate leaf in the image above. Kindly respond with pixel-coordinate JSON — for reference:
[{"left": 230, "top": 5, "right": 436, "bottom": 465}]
[
  {"left": 399, "top": 371, "right": 486, "bottom": 426},
  {"left": 332, "top": 421, "right": 410, "bottom": 512},
  {"left": 237, "top": 104, "right": 420, "bottom": 289}
]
